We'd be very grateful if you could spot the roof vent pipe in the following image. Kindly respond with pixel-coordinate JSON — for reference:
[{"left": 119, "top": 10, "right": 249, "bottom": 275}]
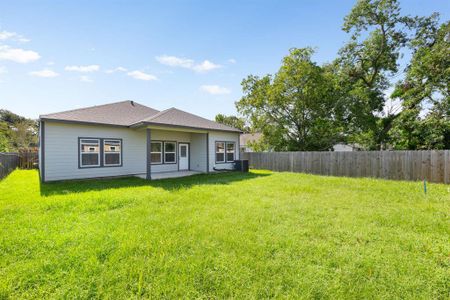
[{"left": 130, "top": 100, "right": 134, "bottom": 106}]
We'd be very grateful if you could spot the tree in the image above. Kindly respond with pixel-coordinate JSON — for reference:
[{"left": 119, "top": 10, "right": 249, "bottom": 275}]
[
  {"left": 0, "top": 110, "right": 38, "bottom": 151},
  {"left": 236, "top": 48, "right": 343, "bottom": 151},
  {"left": 214, "top": 114, "right": 249, "bottom": 132},
  {"left": 335, "top": 0, "right": 417, "bottom": 149},
  {"left": 390, "top": 20, "right": 450, "bottom": 149},
  {"left": 0, "top": 121, "right": 12, "bottom": 152}
]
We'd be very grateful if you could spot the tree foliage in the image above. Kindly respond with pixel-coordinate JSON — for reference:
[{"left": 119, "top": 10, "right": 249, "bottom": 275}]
[
  {"left": 236, "top": 48, "right": 343, "bottom": 151},
  {"left": 390, "top": 20, "right": 450, "bottom": 149},
  {"left": 214, "top": 114, "right": 249, "bottom": 132},
  {"left": 0, "top": 109, "right": 38, "bottom": 151},
  {"left": 235, "top": 0, "right": 449, "bottom": 151}
]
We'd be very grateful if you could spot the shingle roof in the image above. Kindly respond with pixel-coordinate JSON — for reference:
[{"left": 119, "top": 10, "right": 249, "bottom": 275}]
[
  {"left": 40, "top": 100, "right": 159, "bottom": 126},
  {"left": 40, "top": 100, "right": 241, "bottom": 132},
  {"left": 133, "top": 107, "right": 241, "bottom": 132}
]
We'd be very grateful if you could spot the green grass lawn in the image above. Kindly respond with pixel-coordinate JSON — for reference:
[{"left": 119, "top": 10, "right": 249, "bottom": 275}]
[{"left": 0, "top": 170, "right": 449, "bottom": 299}]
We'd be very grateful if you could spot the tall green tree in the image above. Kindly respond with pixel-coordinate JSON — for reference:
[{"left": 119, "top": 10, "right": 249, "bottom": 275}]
[
  {"left": 390, "top": 20, "right": 450, "bottom": 149},
  {"left": 214, "top": 114, "right": 249, "bottom": 132},
  {"left": 236, "top": 48, "right": 343, "bottom": 151},
  {"left": 336, "top": 0, "right": 417, "bottom": 149}
]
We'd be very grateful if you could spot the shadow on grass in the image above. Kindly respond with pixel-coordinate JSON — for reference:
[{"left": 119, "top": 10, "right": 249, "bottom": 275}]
[{"left": 40, "top": 171, "right": 271, "bottom": 196}]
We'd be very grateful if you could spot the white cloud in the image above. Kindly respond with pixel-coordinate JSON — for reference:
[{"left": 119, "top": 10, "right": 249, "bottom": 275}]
[
  {"left": 0, "top": 45, "right": 40, "bottom": 63},
  {"left": 228, "top": 58, "right": 236, "bottom": 64},
  {"left": 0, "top": 66, "right": 7, "bottom": 74},
  {"left": 192, "top": 60, "right": 222, "bottom": 72},
  {"left": 200, "top": 85, "right": 231, "bottom": 95},
  {"left": 105, "top": 66, "right": 128, "bottom": 74},
  {"left": 156, "top": 55, "right": 194, "bottom": 68},
  {"left": 127, "top": 70, "right": 157, "bottom": 81},
  {"left": 65, "top": 65, "right": 100, "bottom": 72},
  {"left": 156, "top": 55, "right": 222, "bottom": 73},
  {"left": 79, "top": 75, "right": 93, "bottom": 83},
  {"left": 0, "top": 30, "right": 30, "bottom": 43},
  {"left": 29, "top": 69, "right": 59, "bottom": 78}
]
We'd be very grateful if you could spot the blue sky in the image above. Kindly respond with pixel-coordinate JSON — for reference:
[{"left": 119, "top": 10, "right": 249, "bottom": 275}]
[{"left": 0, "top": 0, "right": 448, "bottom": 120}]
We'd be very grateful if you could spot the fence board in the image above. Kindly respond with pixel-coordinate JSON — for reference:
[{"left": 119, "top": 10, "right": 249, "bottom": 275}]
[
  {"left": 242, "top": 150, "right": 450, "bottom": 184},
  {"left": 0, "top": 153, "right": 20, "bottom": 180},
  {"left": 0, "top": 150, "right": 38, "bottom": 180}
]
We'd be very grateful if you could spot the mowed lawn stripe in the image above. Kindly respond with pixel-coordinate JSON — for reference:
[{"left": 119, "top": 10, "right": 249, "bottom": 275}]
[{"left": 0, "top": 170, "right": 449, "bottom": 299}]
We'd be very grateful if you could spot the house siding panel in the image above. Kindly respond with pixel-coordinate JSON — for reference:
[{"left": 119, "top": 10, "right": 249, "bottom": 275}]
[
  {"left": 42, "top": 122, "right": 239, "bottom": 181},
  {"left": 208, "top": 131, "right": 240, "bottom": 172},
  {"left": 44, "top": 122, "right": 146, "bottom": 181},
  {"left": 190, "top": 133, "right": 207, "bottom": 172},
  {"left": 149, "top": 129, "right": 191, "bottom": 173}
]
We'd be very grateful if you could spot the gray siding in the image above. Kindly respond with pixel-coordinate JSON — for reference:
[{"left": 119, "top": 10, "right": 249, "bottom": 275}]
[
  {"left": 42, "top": 122, "right": 240, "bottom": 181},
  {"left": 44, "top": 122, "right": 146, "bottom": 181},
  {"left": 190, "top": 133, "right": 207, "bottom": 172},
  {"left": 150, "top": 129, "right": 191, "bottom": 173},
  {"left": 208, "top": 131, "right": 240, "bottom": 172},
  {"left": 38, "top": 121, "right": 42, "bottom": 179}
]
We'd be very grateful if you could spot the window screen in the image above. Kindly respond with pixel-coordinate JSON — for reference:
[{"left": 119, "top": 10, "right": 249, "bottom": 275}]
[
  {"left": 80, "top": 139, "right": 100, "bottom": 167},
  {"left": 104, "top": 139, "right": 121, "bottom": 166},
  {"left": 215, "top": 142, "right": 225, "bottom": 163},
  {"left": 164, "top": 142, "right": 176, "bottom": 163},
  {"left": 151, "top": 142, "right": 162, "bottom": 164}
]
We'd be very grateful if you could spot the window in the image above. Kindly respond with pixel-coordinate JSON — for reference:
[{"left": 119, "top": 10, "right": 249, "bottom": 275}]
[
  {"left": 104, "top": 139, "right": 121, "bottom": 166},
  {"left": 79, "top": 137, "right": 123, "bottom": 168},
  {"left": 215, "top": 141, "right": 236, "bottom": 163},
  {"left": 80, "top": 139, "right": 100, "bottom": 167},
  {"left": 226, "top": 142, "right": 235, "bottom": 162},
  {"left": 151, "top": 141, "right": 162, "bottom": 164},
  {"left": 180, "top": 145, "right": 187, "bottom": 157},
  {"left": 215, "top": 142, "right": 225, "bottom": 163},
  {"left": 164, "top": 142, "right": 176, "bottom": 163}
]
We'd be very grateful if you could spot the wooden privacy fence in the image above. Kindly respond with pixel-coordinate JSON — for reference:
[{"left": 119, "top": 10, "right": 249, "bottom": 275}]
[
  {"left": 0, "top": 153, "right": 20, "bottom": 180},
  {"left": 0, "top": 150, "right": 38, "bottom": 180},
  {"left": 19, "top": 150, "right": 39, "bottom": 169},
  {"left": 241, "top": 150, "right": 450, "bottom": 184}
]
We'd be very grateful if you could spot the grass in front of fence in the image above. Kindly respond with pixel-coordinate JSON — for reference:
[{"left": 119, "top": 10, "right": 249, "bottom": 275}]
[{"left": 0, "top": 170, "right": 449, "bottom": 298}]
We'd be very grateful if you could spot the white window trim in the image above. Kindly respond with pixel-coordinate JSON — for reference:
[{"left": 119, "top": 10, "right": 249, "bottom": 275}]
[
  {"left": 215, "top": 141, "right": 226, "bottom": 163},
  {"left": 164, "top": 141, "right": 177, "bottom": 164},
  {"left": 150, "top": 141, "right": 163, "bottom": 164},
  {"left": 103, "top": 139, "right": 122, "bottom": 167},
  {"left": 80, "top": 138, "right": 100, "bottom": 168},
  {"left": 226, "top": 142, "right": 235, "bottom": 162}
]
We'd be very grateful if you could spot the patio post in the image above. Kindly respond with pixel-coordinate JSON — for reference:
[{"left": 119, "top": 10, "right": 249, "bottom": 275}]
[
  {"left": 146, "top": 128, "right": 151, "bottom": 180},
  {"left": 206, "top": 132, "right": 209, "bottom": 173}
]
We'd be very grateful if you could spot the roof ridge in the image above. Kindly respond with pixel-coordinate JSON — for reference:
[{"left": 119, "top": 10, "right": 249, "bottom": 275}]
[
  {"left": 165, "top": 107, "right": 236, "bottom": 128},
  {"left": 144, "top": 107, "right": 176, "bottom": 121},
  {"left": 40, "top": 100, "right": 155, "bottom": 118},
  {"left": 136, "top": 106, "right": 240, "bottom": 132}
]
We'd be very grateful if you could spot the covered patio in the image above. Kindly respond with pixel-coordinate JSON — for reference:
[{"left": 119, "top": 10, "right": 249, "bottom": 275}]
[{"left": 136, "top": 170, "right": 202, "bottom": 180}]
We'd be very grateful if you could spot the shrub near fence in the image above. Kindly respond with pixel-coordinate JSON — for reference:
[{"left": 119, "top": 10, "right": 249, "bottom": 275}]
[
  {"left": 241, "top": 150, "right": 450, "bottom": 184},
  {"left": 0, "top": 150, "right": 38, "bottom": 180}
]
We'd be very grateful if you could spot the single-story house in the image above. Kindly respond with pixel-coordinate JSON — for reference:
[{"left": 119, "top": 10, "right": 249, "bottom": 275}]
[
  {"left": 39, "top": 100, "right": 241, "bottom": 182},
  {"left": 239, "top": 133, "right": 263, "bottom": 152},
  {"left": 332, "top": 143, "right": 363, "bottom": 152}
]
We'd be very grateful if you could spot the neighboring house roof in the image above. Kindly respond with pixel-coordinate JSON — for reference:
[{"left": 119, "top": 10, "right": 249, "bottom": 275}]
[
  {"left": 40, "top": 100, "right": 240, "bottom": 132},
  {"left": 240, "top": 133, "right": 262, "bottom": 146},
  {"left": 132, "top": 107, "right": 240, "bottom": 132}
]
